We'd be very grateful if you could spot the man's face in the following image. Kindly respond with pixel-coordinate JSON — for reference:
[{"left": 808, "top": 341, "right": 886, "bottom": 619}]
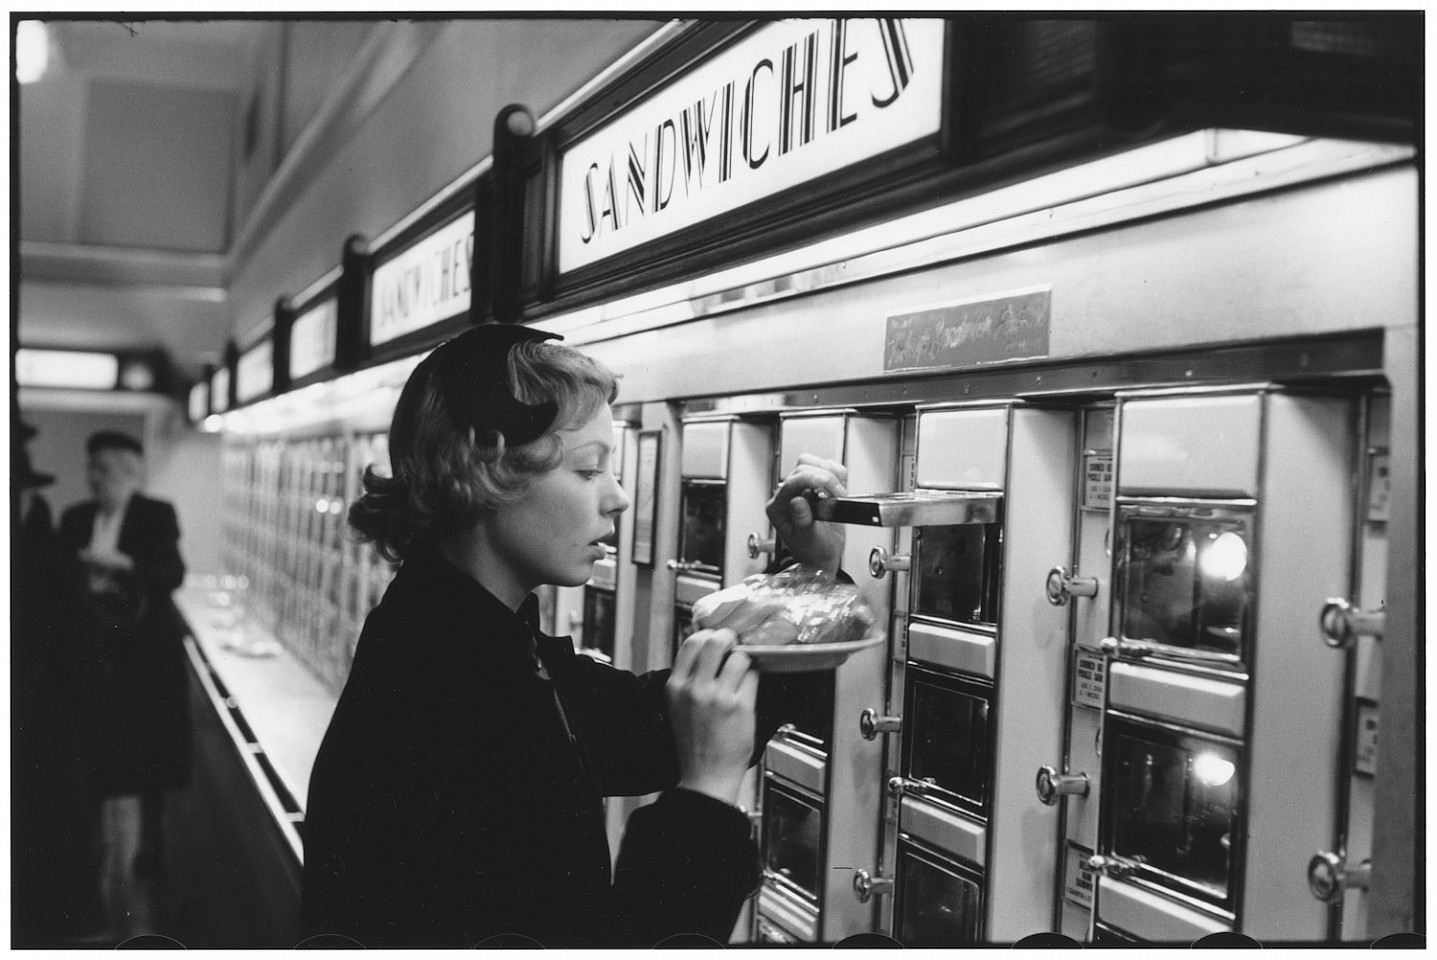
[{"left": 87, "top": 448, "right": 142, "bottom": 509}]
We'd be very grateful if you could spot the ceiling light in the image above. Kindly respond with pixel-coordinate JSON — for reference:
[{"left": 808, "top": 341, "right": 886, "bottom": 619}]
[{"left": 16, "top": 21, "right": 49, "bottom": 84}]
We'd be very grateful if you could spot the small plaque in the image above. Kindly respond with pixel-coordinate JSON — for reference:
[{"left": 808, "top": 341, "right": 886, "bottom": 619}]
[
  {"left": 1082, "top": 452, "right": 1114, "bottom": 510},
  {"left": 884, "top": 287, "right": 1051, "bottom": 372},
  {"left": 1366, "top": 451, "right": 1390, "bottom": 524},
  {"left": 1353, "top": 698, "right": 1379, "bottom": 777},
  {"left": 1064, "top": 845, "right": 1097, "bottom": 908},
  {"left": 1072, "top": 649, "right": 1107, "bottom": 710}
]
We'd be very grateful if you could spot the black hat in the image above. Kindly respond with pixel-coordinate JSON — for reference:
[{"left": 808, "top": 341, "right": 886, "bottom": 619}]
[
  {"left": 434, "top": 324, "right": 563, "bottom": 446},
  {"left": 86, "top": 430, "right": 144, "bottom": 457}
]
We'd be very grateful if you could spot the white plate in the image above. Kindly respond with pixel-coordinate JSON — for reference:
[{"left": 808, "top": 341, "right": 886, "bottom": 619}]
[{"left": 737, "top": 634, "right": 885, "bottom": 673}]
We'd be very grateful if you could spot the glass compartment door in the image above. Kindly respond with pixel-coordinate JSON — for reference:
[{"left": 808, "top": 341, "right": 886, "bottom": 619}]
[
  {"left": 893, "top": 839, "right": 985, "bottom": 945},
  {"left": 679, "top": 480, "right": 726, "bottom": 576},
  {"left": 1101, "top": 715, "right": 1243, "bottom": 913},
  {"left": 761, "top": 775, "right": 825, "bottom": 905},
  {"left": 912, "top": 517, "right": 1003, "bottom": 627},
  {"left": 901, "top": 665, "right": 994, "bottom": 818},
  {"left": 1112, "top": 504, "right": 1253, "bottom": 667}
]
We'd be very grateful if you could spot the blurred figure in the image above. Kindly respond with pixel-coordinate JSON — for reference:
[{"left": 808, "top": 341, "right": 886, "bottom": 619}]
[
  {"left": 12, "top": 422, "right": 104, "bottom": 944},
  {"left": 57, "top": 431, "right": 190, "bottom": 942}
]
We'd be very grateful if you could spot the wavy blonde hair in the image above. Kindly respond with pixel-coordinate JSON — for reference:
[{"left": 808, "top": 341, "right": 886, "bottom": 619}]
[{"left": 348, "top": 338, "right": 618, "bottom": 561}]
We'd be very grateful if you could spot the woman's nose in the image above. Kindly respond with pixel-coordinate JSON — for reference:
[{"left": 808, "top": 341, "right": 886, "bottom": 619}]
[{"left": 603, "top": 472, "right": 631, "bottom": 516}]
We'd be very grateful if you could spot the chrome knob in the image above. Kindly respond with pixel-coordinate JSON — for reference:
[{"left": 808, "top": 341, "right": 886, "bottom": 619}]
[
  {"left": 1309, "top": 852, "right": 1372, "bottom": 903},
  {"left": 747, "top": 532, "right": 776, "bottom": 559},
  {"left": 1320, "top": 598, "right": 1385, "bottom": 648},
  {"left": 868, "top": 547, "right": 911, "bottom": 579},
  {"left": 1087, "top": 853, "right": 1142, "bottom": 879},
  {"left": 1045, "top": 565, "right": 1099, "bottom": 606},
  {"left": 859, "top": 708, "right": 902, "bottom": 740},
  {"left": 1035, "top": 765, "right": 1090, "bottom": 806},
  {"left": 666, "top": 559, "right": 703, "bottom": 572},
  {"left": 852, "top": 869, "right": 895, "bottom": 903}
]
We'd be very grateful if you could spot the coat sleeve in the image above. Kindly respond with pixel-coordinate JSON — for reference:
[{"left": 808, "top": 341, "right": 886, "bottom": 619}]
[
  {"left": 126, "top": 499, "right": 186, "bottom": 598},
  {"left": 566, "top": 657, "right": 680, "bottom": 797},
  {"left": 609, "top": 787, "right": 760, "bottom": 945}
]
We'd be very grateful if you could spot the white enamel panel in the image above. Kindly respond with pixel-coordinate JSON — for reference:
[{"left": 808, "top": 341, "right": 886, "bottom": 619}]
[
  {"left": 907, "top": 621, "right": 995, "bottom": 679},
  {"left": 915, "top": 407, "right": 1009, "bottom": 489},
  {"left": 681, "top": 419, "right": 732, "bottom": 479},
  {"left": 765, "top": 740, "right": 826, "bottom": 797},
  {"left": 1097, "top": 877, "right": 1231, "bottom": 942},
  {"left": 1118, "top": 394, "right": 1262, "bottom": 497},
  {"left": 900, "top": 797, "right": 986, "bottom": 869},
  {"left": 1107, "top": 662, "right": 1246, "bottom": 738}
]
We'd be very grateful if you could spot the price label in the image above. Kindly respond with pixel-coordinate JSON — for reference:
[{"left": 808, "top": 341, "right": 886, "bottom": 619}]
[
  {"left": 1064, "top": 845, "right": 1097, "bottom": 908},
  {"left": 1083, "top": 452, "right": 1113, "bottom": 510},
  {"left": 1354, "top": 699, "right": 1379, "bottom": 777},
  {"left": 1072, "top": 649, "right": 1106, "bottom": 709}
]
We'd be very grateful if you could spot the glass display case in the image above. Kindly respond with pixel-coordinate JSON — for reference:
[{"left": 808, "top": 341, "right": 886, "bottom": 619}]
[
  {"left": 1101, "top": 714, "right": 1244, "bottom": 912},
  {"left": 893, "top": 840, "right": 985, "bottom": 945},
  {"left": 901, "top": 665, "right": 995, "bottom": 818},
  {"left": 912, "top": 520, "right": 1003, "bottom": 627},
  {"left": 762, "top": 774, "right": 825, "bottom": 905},
  {"left": 1112, "top": 504, "right": 1253, "bottom": 667},
  {"left": 678, "top": 479, "right": 726, "bottom": 576}
]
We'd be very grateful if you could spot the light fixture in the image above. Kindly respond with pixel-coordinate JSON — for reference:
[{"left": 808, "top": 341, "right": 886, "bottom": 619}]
[{"left": 16, "top": 21, "right": 49, "bottom": 84}]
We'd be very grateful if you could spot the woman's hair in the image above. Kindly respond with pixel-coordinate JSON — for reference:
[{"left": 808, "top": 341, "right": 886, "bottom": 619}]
[{"left": 348, "top": 337, "right": 618, "bottom": 561}]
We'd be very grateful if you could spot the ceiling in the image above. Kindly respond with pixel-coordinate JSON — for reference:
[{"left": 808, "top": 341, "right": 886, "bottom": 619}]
[{"left": 18, "top": 19, "right": 277, "bottom": 380}]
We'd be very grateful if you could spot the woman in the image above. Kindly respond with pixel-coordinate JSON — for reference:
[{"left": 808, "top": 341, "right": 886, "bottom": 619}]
[{"left": 301, "top": 325, "right": 838, "bottom": 948}]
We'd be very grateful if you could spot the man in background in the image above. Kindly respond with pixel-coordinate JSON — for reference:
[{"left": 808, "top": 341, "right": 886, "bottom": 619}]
[{"left": 57, "top": 430, "right": 190, "bottom": 942}]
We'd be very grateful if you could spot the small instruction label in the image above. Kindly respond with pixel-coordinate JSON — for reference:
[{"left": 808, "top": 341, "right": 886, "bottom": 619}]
[
  {"left": 1072, "top": 649, "right": 1107, "bottom": 709},
  {"left": 1083, "top": 453, "right": 1113, "bottom": 510},
  {"left": 1354, "top": 699, "right": 1379, "bottom": 777},
  {"left": 1064, "top": 845, "right": 1097, "bottom": 908}
]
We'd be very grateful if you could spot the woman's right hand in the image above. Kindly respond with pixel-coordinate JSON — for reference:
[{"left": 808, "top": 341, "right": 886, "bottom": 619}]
[
  {"left": 666, "top": 628, "right": 759, "bottom": 807},
  {"left": 766, "top": 453, "right": 849, "bottom": 576}
]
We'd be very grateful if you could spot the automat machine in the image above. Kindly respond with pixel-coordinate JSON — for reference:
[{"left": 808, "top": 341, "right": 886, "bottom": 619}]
[
  {"left": 806, "top": 401, "right": 1080, "bottom": 942},
  {"left": 1074, "top": 386, "right": 1358, "bottom": 943},
  {"left": 749, "top": 410, "right": 899, "bottom": 944}
]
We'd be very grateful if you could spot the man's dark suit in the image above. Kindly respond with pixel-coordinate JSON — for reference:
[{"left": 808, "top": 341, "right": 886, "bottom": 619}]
[{"left": 57, "top": 493, "right": 190, "bottom": 795}]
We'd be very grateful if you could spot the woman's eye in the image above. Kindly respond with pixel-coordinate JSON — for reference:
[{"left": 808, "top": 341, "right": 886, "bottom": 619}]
[{"left": 578, "top": 469, "right": 603, "bottom": 480}]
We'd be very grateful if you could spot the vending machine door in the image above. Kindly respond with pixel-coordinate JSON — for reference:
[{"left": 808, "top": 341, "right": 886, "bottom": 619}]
[
  {"left": 893, "top": 839, "right": 985, "bottom": 945},
  {"left": 1111, "top": 503, "right": 1253, "bottom": 670},
  {"left": 1099, "top": 714, "right": 1243, "bottom": 915}
]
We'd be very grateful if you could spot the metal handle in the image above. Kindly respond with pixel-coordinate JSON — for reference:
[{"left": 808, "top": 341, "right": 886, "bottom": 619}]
[
  {"left": 868, "top": 546, "right": 911, "bottom": 580},
  {"left": 859, "top": 708, "right": 902, "bottom": 740},
  {"left": 1087, "top": 853, "right": 1143, "bottom": 879},
  {"left": 1035, "top": 765, "right": 1090, "bottom": 806},
  {"left": 1045, "top": 565, "right": 1099, "bottom": 606},
  {"left": 1098, "top": 635, "right": 1235, "bottom": 665},
  {"left": 852, "top": 868, "right": 895, "bottom": 903},
  {"left": 887, "top": 775, "right": 936, "bottom": 801},
  {"left": 666, "top": 559, "right": 703, "bottom": 572},
  {"left": 747, "top": 532, "right": 777, "bottom": 559},
  {"left": 1308, "top": 852, "right": 1372, "bottom": 903},
  {"left": 1320, "top": 598, "right": 1385, "bottom": 648}
]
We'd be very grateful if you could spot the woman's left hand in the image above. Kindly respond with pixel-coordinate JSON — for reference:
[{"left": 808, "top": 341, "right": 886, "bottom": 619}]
[{"left": 666, "top": 628, "right": 759, "bottom": 807}]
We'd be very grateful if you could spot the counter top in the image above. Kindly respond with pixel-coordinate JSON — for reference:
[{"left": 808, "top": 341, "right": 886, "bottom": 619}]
[{"left": 174, "top": 583, "right": 340, "bottom": 836}]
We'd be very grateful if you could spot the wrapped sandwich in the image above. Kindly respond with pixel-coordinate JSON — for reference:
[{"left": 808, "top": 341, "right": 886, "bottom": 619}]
[{"left": 691, "top": 564, "right": 877, "bottom": 647}]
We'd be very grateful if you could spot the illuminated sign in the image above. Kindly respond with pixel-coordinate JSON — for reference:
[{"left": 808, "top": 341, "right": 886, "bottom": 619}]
[
  {"left": 290, "top": 298, "right": 337, "bottom": 380},
  {"left": 236, "top": 340, "right": 274, "bottom": 402},
  {"left": 211, "top": 368, "right": 231, "bottom": 414},
  {"left": 16, "top": 348, "right": 119, "bottom": 389},
  {"left": 557, "top": 18, "right": 945, "bottom": 273},
  {"left": 369, "top": 215, "right": 474, "bottom": 347}
]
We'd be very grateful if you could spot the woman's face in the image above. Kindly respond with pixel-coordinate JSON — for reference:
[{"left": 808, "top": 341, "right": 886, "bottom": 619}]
[{"left": 479, "top": 403, "right": 631, "bottom": 601}]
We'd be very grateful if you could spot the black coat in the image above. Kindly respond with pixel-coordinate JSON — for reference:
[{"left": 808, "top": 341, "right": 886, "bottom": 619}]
[
  {"left": 57, "top": 493, "right": 189, "bottom": 794},
  {"left": 301, "top": 549, "right": 765, "bottom": 948}
]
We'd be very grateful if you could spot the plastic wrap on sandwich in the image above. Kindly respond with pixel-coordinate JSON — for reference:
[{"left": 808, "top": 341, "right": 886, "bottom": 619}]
[{"left": 691, "top": 564, "right": 877, "bottom": 647}]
